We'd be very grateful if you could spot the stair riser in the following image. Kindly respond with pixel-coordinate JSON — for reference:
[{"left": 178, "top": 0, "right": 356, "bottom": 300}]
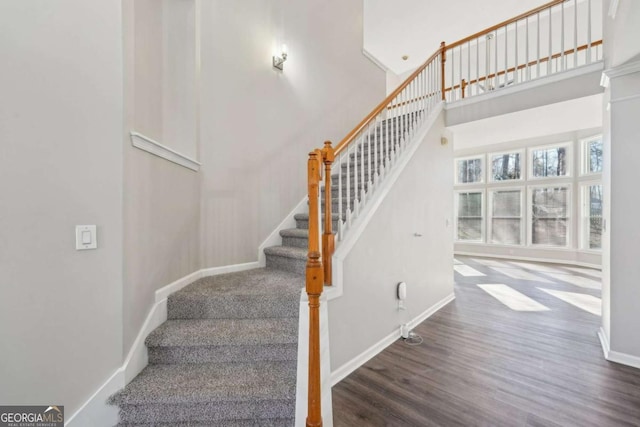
[
  {"left": 148, "top": 344, "right": 297, "bottom": 364},
  {"left": 295, "top": 218, "right": 339, "bottom": 230},
  {"left": 168, "top": 294, "right": 299, "bottom": 320},
  {"left": 266, "top": 254, "right": 306, "bottom": 275},
  {"left": 281, "top": 235, "right": 308, "bottom": 249},
  {"left": 118, "top": 401, "right": 295, "bottom": 424}
]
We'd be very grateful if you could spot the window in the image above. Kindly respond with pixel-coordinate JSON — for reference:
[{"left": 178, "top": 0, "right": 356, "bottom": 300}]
[
  {"left": 530, "top": 186, "right": 570, "bottom": 247},
  {"left": 490, "top": 151, "right": 522, "bottom": 181},
  {"left": 582, "top": 184, "right": 603, "bottom": 250},
  {"left": 456, "top": 156, "right": 484, "bottom": 184},
  {"left": 456, "top": 191, "right": 483, "bottom": 241},
  {"left": 581, "top": 136, "right": 603, "bottom": 175},
  {"left": 530, "top": 144, "right": 570, "bottom": 178},
  {"left": 489, "top": 189, "right": 523, "bottom": 245}
]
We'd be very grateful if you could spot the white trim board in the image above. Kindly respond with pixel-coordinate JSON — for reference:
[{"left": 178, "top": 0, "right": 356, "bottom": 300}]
[
  {"left": 453, "top": 251, "right": 601, "bottom": 270},
  {"left": 130, "top": 131, "right": 201, "bottom": 171},
  {"left": 330, "top": 292, "right": 455, "bottom": 386},
  {"left": 598, "top": 327, "right": 640, "bottom": 370},
  {"left": 326, "top": 103, "right": 445, "bottom": 302}
]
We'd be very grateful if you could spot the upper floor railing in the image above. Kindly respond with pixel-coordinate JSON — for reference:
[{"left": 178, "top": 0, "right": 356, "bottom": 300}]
[{"left": 304, "top": 1, "right": 603, "bottom": 425}]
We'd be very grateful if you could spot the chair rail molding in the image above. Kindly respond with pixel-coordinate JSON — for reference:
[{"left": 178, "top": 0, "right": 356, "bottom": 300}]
[{"left": 130, "top": 131, "right": 201, "bottom": 172}]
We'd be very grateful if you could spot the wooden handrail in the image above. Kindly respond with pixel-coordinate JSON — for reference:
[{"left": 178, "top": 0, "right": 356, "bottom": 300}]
[
  {"left": 333, "top": 49, "right": 441, "bottom": 156},
  {"left": 444, "top": 39, "right": 603, "bottom": 94},
  {"left": 306, "top": 150, "right": 324, "bottom": 427},
  {"left": 447, "top": 0, "right": 565, "bottom": 50}
]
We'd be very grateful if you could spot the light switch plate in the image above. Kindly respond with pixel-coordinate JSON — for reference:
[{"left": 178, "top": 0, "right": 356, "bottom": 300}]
[{"left": 76, "top": 225, "right": 97, "bottom": 250}]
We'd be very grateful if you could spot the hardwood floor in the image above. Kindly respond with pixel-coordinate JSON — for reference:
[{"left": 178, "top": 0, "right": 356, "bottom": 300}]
[{"left": 332, "top": 256, "right": 640, "bottom": 427}]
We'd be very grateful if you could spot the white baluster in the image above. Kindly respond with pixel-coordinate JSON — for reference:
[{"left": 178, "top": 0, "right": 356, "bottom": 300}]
[
  {"left": 561, "top": 1, "right": 565, "bottom": 71},
  {"left": 537, "top": 13, "right": 540, "bottom": 78},
  {"left": 345, "top": 144, "right": 350, "bottom": 229},
  {"left": 367, "top": 122, "right": 372, "bottom": 199},
  {"left": 476, "top": 37, "right": 480, "bottom": 91},
  {"left": 574, "top": 0, "right": 578, "bottom": 67},
  {"left": 587, "top": 0, "right": 592, "bottom": 63},
  {"left": 515, "top": 20, "right": 519, "bottom": 83},
  {"left": 505, "top": 24, "right": 508, "bottom": 86},
  {"left": 526, "top": 16, "right": 530, "bottom": 81},
  {"left": 548, "top": 8, "right": 552, "bottom": 76}
]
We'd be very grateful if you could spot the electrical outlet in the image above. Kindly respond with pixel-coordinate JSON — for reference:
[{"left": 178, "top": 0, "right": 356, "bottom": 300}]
[{"left": 400, "top": 324, "right": 410, "bottom": 339}]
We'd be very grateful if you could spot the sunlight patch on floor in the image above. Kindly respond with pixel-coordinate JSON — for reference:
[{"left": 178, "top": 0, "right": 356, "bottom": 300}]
[
  {"left": 490, "top": 267, "right": 553, "bottom": 283},
  {"left": 538, "top": 288, "right": 602, "bottom": 316},
  {"left": 454, "top": 265, "right": 486, "bottom": 276},
  {"left": 453, "top": 258, "right": 464, "bottom": 265},
  {"left": 478, "top": 284, "right": 550, "bottom": 312},
  {"left": 543, "top": 272, "right": 601, "bottom": 290}
]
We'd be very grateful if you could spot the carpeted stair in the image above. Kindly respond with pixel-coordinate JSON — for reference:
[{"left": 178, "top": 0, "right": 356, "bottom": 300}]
[{"left": 109, "top": 116, "right": 406, "bottom": 426}]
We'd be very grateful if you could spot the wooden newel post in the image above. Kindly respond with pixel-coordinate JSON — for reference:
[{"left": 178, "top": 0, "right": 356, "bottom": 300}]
[
  {"left": 321, "top": 141, "right": 335, "bottom": 286},
  {"left": 440, "top": 41, "right": 446, "bottom": 101},
  {"left": 306, "top": 150, "right": 324, "bottom": 427}
]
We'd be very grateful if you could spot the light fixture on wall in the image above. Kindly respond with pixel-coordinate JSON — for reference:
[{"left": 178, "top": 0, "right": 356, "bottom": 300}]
[{"left": 273, "top": 44, "right": 288, "bottom": 70}]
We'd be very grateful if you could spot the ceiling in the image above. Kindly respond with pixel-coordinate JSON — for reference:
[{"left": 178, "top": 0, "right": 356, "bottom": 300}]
[{"left": 364, "top": 0, "right": 550, "bottom": 74}]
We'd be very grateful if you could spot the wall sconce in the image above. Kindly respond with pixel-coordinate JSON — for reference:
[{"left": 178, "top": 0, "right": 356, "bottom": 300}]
[{"left": 273, "top": 44, "right": 288, "bottom": 70}]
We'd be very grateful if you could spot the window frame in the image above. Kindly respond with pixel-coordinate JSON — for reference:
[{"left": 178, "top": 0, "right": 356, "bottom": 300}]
[
  {"left": 487, "top": 186, "right": 525, "bottom": 246},
  {"left": 454, "top": 189, "right": 485, "bottom": 243},
  {"left": 454, "top": 154, "right": 485, "bottom": 186},
  {"left": 579, "top": 180, "right": 603, "bottom": 252},
  {"left": 488, "top": 150, "right": 525, "bottom": 183},
  {"left": 527, "top": 184, "right": 572, "bottom": 248},
  {"left": 528, "top": 142, "right": 573, "bottom": 181},
  {"left": 580, "top": 135, "right": 604, "bottom": 177}
]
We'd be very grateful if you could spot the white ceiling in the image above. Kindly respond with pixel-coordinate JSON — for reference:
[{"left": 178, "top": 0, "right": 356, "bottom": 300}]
[{"left": 364, "top": 0, "right": 549, "bottom": 74}]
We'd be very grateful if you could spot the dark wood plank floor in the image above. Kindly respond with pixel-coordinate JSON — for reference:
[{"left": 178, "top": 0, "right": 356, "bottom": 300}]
[{"left": 332, "top": 256, "right": 640, "bottom": 427}]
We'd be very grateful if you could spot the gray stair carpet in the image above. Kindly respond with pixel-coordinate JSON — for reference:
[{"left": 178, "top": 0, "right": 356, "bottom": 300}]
[
  {"left": 109, "top": 268, "right": 303, "bottom": 426},
  {"left": 109, "top": 115, "right": 404, "bottom": 426}
]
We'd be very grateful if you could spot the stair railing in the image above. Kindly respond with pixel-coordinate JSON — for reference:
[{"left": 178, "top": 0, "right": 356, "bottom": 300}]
[
  {"left": 304, "top": 1, "right": 604, "bottom": 424},
  {"left": 442, "top": 0, "right": 603, "bottom": 101}
]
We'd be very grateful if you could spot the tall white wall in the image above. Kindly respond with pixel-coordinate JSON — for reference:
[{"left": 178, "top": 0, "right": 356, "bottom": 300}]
[
  {"left": 198, "top": 0, "right": 386, "bottom": 267},
  {"left": 122, "top": 0, "right": 202, "bottom": 354},
  {"left": 328, "top": 111, "right": 454, "bottom": 372},
  {"left": 0, "top": 0, "right": 123, "bottom": 416}
]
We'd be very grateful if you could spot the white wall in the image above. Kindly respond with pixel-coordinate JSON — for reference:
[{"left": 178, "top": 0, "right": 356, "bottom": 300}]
[
  {"left": 601, "top": 0, "right": 640, "bottom": 362},
  {"left": 328, "top": 111, "right": 454, "bottom": 371},
  {"left": 198, "top": 0, "right": 386, "bottom": 267},
  {"left": 0, "top": 0, "right": 123, "bottom": 416},
  {"left": 122, "top": 0, "right": 202, "bottom": 355}
]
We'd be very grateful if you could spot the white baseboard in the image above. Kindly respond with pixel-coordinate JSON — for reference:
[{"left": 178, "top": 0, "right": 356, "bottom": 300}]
[
  {"left": 598, "top": 327, "right": 640, "bottom": 370},
  {"left": 67, "top": 261, "right": 265, "bottom": 426},
  {"left": 454, "top": 251, "right": 601, "bottom": 270},
  {"left": 330, "top": 292, "right": 455, "bottom": 386}
]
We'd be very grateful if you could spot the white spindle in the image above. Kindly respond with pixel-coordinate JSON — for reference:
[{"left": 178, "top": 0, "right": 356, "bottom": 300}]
[
  {"left": 537, "top": 13, "right": 540, "bottom": 78},
  {"left": 367, "top": 123, "right": 372, "bottom": 196},
  {"left": 476, "top": 38, "right": 480, "bottom": 92},
  {"left": 574, "top": 0, "right": 578, "bottom": 67},
  {"left": 360, "top": 130, "right": 365, "bottom": 206},
  {"left": 561, "top": 1, "right": 565, "bottom": 70},
  {"left": 494, "top": 30, "right": 498, "bottom": 88},
  {"left": 548, "top": 8, "right": 552, "bottom": 76},
  {"left": 526, "top": 16, "right": 530, "bottom": 81},
  {"left": 450, "top": 48, "right": 455, "bottom": 101},
  {"left": 345, "top": 144, "right": 350, "bottom": 228},
  {"left": 504, "top": 24, "right": 508, "bottom": 86},
  {"left": 467, "top": 41, "right": 471, "bottom": 97},
  {"left": 515, "top": 22, "right": 519, "bottom": 83},
  {"left": 587, "top": 0, "right": 592, "bottom": 63}
]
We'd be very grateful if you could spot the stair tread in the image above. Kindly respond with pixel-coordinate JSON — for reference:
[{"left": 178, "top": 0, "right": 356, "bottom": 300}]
[
  {"left": 109, "top": 361, "right": 296, "bottom": 405},
  {"left": 263, "top": 245, "right": 307, "bottom": 260},
  {"left": 146, "top": 318, "right": 298, "bottom": 348},
  {"left": 171, "top": 268, "right": 302, "bottom": 299},
  {"left": 279, "top": 228, "right": 308, "bottom": 238},
  {"left": 117, "top": 420, "right": 293, "bottom": 427}
]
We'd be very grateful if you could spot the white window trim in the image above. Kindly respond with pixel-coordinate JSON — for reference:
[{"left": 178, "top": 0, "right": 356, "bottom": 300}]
[
  {"left": 528, "top": 142, "right": 573, "bottom": 181},
  {"left": 580, "top": 134, "right": 604, "bottom": 177},
  {"left": 454, "top": 189, "right": 485, "bottom": 243},
  {"left": 454, "top": 154, "right": 485, "bottom": 186},
  {"left": 579, "top": 180, "right": 603, "bottom": 252},
  {"left": 487, "top": 149, "right": 525, "bottom": 183},
  {"left": 487, "top": 186, "right": 525, "bottom": 246},
  {"left": 527, "top": 183, "right": 572, "bottom": 248}
]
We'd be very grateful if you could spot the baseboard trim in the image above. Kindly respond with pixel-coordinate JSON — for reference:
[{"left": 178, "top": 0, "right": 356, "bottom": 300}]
[
  {"left": 68, "top": 261, "right": 265, "bottom": 427},
  {"left": 598, "top": 327, "right": 640, "bottom": 370},
  {"left": 454, "top": 251, "right": 601, "bottom": 270},
  {"left": 330, "top": 292, "right": 455, "bottom": 386}
]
